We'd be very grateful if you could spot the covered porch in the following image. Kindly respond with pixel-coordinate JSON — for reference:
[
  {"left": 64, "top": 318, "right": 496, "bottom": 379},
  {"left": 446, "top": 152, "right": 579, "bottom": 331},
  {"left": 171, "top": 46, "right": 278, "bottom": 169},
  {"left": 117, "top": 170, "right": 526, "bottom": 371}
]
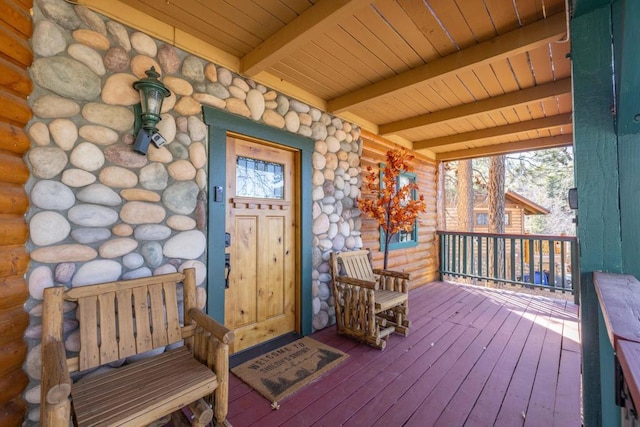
[
  {"left": 1, "top": 0, "right": 637, "bottom": 425},
  {"left": 228, "top": 281, "right": 581, "bottom": 426}
]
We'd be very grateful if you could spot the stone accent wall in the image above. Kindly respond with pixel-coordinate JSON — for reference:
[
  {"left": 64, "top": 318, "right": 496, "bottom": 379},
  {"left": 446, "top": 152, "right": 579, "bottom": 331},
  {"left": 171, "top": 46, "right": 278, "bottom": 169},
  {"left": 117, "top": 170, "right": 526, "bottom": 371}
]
[{"left": 23, "top": 0, "right": 363, "bottom": 423}]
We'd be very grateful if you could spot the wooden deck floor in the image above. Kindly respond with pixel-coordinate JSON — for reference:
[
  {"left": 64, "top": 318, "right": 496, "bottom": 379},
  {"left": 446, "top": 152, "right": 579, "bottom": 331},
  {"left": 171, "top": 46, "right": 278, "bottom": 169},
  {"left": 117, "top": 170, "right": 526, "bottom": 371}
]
[{"left": 227, "top": 281, "right": 582, "bottom": 426}]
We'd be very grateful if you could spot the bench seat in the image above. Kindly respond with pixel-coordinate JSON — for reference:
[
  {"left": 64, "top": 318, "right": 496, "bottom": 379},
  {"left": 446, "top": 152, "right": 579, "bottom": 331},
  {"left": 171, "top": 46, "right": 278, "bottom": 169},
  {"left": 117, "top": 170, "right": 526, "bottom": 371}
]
[
  {"left": 374, "top": 289, "right": 408, "bottom": 312},
  {"left": 72, "top": 347, "right": 217, "bottom": 427}
]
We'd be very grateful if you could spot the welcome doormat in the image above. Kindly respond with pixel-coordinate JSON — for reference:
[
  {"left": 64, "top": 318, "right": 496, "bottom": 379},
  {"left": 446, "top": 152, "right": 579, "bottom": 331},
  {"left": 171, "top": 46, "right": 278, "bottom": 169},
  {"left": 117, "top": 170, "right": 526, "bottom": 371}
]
[{"left": 231, "top": 337, "right": 348, "bottom": 404}]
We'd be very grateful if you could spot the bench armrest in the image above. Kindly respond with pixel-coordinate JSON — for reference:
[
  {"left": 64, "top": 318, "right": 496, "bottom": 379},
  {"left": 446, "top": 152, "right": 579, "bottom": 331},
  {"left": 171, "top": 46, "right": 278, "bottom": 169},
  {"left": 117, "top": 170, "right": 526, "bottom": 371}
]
[
  {"left": 41, "top": 341, "right": 71, "bottom": 405},
  {"left": 188, "top": 308, "right": 234, "bottom": 345},
  {"left": 373, "top": 269, "right": 411, "bottom": 280},
  {"left": 334, "top": 275, "right": 378, "bottom": 290}
]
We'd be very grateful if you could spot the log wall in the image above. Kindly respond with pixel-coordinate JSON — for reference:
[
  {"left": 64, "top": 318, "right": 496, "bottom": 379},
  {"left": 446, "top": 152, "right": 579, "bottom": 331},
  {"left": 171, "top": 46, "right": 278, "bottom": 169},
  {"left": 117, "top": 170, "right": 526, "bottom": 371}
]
[
  {"left": 0, "top": 0, "right": 32, "bottom": 425},
  {"left": 360, "top": 131, "right": 438, "bottom": 289}
]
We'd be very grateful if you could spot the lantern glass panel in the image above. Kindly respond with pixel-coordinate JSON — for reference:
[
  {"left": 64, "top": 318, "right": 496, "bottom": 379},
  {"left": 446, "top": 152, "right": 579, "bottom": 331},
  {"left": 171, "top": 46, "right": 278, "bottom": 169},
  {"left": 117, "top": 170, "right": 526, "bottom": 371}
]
[{"left": 139, "top": 88, "right": 164, "bottom": 115}]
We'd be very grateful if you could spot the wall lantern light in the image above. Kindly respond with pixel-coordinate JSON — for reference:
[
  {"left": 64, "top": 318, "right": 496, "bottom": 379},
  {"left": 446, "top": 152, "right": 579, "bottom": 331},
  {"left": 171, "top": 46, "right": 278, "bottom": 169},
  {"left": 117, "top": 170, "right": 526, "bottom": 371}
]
[{"left": 132, "top": 66, "right": 171, "bottom": 155}]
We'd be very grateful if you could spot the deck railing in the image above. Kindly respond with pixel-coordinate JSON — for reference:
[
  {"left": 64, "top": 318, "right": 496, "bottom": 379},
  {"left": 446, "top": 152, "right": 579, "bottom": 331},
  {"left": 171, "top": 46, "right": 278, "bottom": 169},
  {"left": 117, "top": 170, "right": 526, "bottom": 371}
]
[{"left": 438, "top": 231, "right": 580, "bottom": 304}]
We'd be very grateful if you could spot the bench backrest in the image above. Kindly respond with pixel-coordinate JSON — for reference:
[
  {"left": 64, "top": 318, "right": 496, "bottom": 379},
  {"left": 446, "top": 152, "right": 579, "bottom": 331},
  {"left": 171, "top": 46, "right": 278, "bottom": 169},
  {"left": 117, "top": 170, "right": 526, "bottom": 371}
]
[
  {"left": 332, "top": 250, "right": 376, "bottom": 282},
  {"left": 43, "top": 270, "right": 196, "bottom": 373}
]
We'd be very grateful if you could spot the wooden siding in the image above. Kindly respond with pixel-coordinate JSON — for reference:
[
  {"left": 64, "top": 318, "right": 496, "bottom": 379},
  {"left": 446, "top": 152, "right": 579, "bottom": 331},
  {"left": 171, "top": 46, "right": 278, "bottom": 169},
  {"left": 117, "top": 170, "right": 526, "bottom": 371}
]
[
  {"left": 359, "top": 132, "right": 438, "bottom": 289},
  {"left": 0, "top": 0, "right": 32, "bottom": 425}
]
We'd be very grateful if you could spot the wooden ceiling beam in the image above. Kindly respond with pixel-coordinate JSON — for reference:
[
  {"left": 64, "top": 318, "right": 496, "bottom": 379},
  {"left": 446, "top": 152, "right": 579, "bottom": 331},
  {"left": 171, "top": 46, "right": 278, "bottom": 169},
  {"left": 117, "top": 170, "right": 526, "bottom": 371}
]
[
  {"left": 379, "top": 78, "right": 572, "bottom": 135},
  {"left": 240, "top": 0, "right": 372, "bottom": 76},
  {"left": 327, "top": 12, "right": 567, "bottom": 114},
  {"left": 434, "top": 134, "right": 574, "bottom": 162},
  {"left": 413, "top": 113, "right": 573, "bottom": 150}
]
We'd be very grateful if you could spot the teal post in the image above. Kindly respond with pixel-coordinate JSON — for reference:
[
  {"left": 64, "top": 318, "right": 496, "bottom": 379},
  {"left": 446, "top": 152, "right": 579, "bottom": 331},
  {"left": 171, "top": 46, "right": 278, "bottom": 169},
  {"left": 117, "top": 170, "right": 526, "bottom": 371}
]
[{"left": 571, "top": 4, "right": 623, "bottom": 426}]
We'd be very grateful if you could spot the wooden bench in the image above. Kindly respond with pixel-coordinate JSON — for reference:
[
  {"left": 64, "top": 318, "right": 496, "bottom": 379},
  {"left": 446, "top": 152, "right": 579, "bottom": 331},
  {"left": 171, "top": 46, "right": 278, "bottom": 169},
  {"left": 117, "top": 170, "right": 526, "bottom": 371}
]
[
  {"left": 330, "top": 249, "right": 410, "bottom": 350},
  {"left": 40, "top": 268, "right": 234, "bottom": 427}
]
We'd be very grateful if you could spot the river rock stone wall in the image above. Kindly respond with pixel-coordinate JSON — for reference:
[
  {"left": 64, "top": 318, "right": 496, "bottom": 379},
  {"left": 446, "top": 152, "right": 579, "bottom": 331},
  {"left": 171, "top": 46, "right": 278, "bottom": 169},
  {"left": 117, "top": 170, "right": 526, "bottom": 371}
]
[{"left": 23, "top": 0, "right": 363, "bottom": 422}]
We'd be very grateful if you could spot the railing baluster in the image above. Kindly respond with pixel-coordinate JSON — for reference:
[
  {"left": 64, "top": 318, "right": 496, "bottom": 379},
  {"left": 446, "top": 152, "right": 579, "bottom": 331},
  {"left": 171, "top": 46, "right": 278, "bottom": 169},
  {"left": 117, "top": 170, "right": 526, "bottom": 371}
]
[
  {"left": 452, "top": 234, "right": 458, "bottom": 278},
  {"left": 485, "top": 236, "right": 490, "bottom": 281},
  {"left": 519, "top": 237, "right": 525, "bottom": 284},
  {"left": 477, "top": 236, "right": 482, "bottom": 278},
  {"left": 560, "top": 241, "right": 566, "bottom": 292},
  {"left": 549, "top": 239, "right": 556, "bottom": 292},
  {"left": 528, "top": 239, "right": 535, "bottom": 287},
  {"left": 462, "top": 235, "right": 468, "bottom": 275},
  {"left": 510, "top": 238, "right": 516, "bottom": 283},
  {"left": 470, "top": 235, "right": 475, "bottom": 277}
]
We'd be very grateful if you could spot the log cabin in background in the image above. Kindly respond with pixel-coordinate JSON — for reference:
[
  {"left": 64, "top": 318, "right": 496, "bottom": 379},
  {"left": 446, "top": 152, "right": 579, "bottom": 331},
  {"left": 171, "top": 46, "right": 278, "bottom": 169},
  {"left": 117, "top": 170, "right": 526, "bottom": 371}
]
[{"left": 445, "top": 191, "right": 549, "bottom": 234}]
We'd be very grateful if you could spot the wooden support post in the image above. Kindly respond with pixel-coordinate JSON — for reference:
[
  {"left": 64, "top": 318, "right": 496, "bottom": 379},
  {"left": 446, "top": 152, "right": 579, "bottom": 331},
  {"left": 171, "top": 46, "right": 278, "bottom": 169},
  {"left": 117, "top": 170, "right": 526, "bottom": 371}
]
[
  {"left": 213, "top": 342, "right": 229, "bottom": 426},
  {"left": 183, "top": 268, "right": 197, "bottom": 351}
]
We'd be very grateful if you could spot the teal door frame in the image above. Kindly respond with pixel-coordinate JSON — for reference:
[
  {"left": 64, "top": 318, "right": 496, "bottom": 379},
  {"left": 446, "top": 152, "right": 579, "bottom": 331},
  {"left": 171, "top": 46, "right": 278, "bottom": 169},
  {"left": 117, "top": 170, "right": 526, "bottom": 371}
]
[{"left": 202, "top": 107, "right": 314, "bottom": 337}]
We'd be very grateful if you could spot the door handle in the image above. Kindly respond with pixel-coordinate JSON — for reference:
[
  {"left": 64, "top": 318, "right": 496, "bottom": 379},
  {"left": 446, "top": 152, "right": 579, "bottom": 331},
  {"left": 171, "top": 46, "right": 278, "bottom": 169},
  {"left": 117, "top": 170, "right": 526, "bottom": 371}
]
[
  {"left": 225, "top": 253, "right": 231, "bottom": 288},
  {"left": 224, "top": 232, "right": 231, "bottom": 288}
]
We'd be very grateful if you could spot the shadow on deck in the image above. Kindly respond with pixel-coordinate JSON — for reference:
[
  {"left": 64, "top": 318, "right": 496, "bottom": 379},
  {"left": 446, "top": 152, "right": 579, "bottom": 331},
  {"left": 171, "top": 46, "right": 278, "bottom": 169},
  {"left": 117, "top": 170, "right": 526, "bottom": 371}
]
[{"left": 228, "top": 281, "right": 582, "bottom": 426}]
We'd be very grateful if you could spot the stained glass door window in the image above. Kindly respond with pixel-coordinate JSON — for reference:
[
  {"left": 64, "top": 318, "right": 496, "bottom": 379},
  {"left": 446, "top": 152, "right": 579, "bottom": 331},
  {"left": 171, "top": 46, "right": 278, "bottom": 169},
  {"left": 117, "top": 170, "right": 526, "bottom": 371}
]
[{"left": 236, "top": 156, "right": 284, "bottom": 199}]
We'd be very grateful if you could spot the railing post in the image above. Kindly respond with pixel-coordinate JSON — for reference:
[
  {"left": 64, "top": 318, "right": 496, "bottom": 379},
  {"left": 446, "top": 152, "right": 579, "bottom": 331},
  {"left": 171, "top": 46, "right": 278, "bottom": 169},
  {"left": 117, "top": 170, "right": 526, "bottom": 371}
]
[{"left": 572, "top": 238, "right": 580, "bottom": 305}]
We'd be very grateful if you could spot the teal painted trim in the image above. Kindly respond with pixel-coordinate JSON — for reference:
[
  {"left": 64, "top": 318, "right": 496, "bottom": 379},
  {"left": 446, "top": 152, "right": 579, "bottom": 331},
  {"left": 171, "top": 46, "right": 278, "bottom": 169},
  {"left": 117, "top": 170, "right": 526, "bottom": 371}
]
[
  {"left": 572, "top": 5, "right": 623, "bottom": 425},
  {"left": 204, "top": 123, "right": 227, "bottom": 323},
  {"left": 572, "top": 0, "right": 612, "bottom": 17},
  {"left": 598, "top": 306, "right": 621, "bottom": 427},
  {"left": 613, "top": 0, "right": 640, "bottom": 135},
  {"left": 383, "top": 240, "right": 419, "bottom": 251},
  {"left": 202, "top": 107, "right": 314, "bottom": 336}
]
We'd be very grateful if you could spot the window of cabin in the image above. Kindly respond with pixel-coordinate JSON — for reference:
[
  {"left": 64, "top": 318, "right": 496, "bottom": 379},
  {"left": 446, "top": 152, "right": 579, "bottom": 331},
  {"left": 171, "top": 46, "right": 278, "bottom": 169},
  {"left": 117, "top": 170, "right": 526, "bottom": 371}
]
[
  {"left": 475, "top": 212, "right": 510, "bottom": 226},
  {"left": 380, "top": 170, "right": 419, "bottom": 250}
]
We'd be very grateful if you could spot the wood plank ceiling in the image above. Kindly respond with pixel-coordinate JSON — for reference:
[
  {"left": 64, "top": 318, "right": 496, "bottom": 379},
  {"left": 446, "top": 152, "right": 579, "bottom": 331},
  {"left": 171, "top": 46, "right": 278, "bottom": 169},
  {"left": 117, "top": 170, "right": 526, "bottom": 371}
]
[{"left": 80, "top": 0, "right": 572, "bottom": 161}]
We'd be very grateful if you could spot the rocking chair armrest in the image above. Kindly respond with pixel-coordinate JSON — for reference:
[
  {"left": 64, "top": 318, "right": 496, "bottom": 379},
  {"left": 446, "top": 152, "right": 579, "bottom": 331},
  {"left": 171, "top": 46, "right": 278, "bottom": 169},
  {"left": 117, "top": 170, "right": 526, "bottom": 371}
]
[
  {"left": 188, "top": 308, "right": 235, "bottom": 345},
  {"left": 373, "top": 268, "right": 411, "bottom": 280},
  {"left": 334, "top": 275, "right": 378, "bottom": 290},
  {"left": 41, "top": 340, "right": 71, "bottom": 405}
]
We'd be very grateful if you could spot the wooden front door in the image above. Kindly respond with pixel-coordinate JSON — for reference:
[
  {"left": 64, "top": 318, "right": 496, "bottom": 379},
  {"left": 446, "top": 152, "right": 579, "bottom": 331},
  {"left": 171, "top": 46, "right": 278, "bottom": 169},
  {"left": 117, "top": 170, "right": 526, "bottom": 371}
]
[{"left": 225, "top": 135, "right": 297, "bottom": 353}]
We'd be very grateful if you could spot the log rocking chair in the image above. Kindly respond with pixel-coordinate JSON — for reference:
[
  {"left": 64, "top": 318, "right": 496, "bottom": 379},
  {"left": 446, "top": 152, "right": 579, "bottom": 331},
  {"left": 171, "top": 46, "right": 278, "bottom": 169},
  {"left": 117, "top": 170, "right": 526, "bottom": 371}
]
[{"left": 330, "top": 249, "right": 410, "bottom": 350}]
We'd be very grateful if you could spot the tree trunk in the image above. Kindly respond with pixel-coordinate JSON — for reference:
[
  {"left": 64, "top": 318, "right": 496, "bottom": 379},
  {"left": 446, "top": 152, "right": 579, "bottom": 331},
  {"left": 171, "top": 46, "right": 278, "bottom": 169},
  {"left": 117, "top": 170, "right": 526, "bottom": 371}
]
[
  {"left": 437, "top": 162, "right": 446, "bottom": 231},
  {"left": 456, "top": 160, "right": 474, "bottom": 232},
  {"left": 488, "top": 155, "right": 506, "bottom": 285},
  {"left": 456, "top": 160, "right": 474, "bottom": 283}
]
